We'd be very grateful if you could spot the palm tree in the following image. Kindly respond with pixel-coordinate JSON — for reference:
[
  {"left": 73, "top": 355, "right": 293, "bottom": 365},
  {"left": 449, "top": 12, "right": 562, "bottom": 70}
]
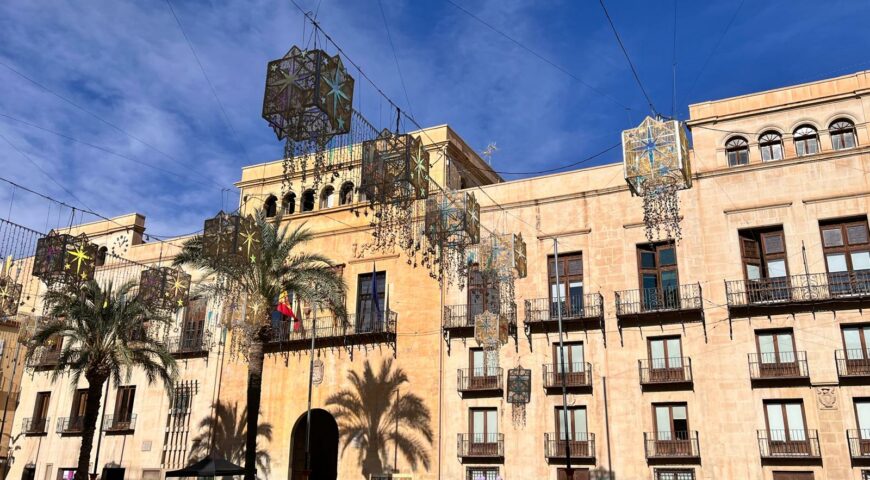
[
  {"left": 188, "top": 401, "right": 273, "bottom": 475},
  {"left": 26, "top": 280, "right": 177, "bottom": 480},
  {"left": 175, "top": 212, "right": 346, "bottom": 480},
  {"left": 326, "top": 359, "right": 433, "bottom": 479}
]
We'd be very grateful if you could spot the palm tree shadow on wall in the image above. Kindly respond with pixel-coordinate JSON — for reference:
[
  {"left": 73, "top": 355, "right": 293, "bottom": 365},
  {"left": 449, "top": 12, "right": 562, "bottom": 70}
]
[
  {"left": 189, "top": 401, "right": 273, "bottom": 477},
  {"left": 326, "top": 358, "right": 434, "bottom": 479}
]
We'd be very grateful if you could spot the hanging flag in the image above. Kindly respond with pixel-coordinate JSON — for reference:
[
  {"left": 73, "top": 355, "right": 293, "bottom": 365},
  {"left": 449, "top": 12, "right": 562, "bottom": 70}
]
[{"left": 276, "top": 290, "right": 300, "bottom": 331}]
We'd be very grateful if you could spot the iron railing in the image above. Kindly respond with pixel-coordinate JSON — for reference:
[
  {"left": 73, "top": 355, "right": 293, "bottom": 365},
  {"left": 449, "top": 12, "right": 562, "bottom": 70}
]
[
  {"left": 164, "top": 334, "right": 209, "bottom": 356},
  {"left": 457, "top": 368, "right": 503, "bottom": 392},
  {"left": 524, "top": 294, "right": 604, "bottom": 323},
  {"left": 103, "top": 414, "right": 137, "bottom": 432},
  {"left": 268, "top": 311, "right": 398, "bottom": 344},
  {"left": 542, "top": 362, "right": 592, "bottom": 388},
  {"left": 836, "top": 349, "right": 870, "bottom": 377},
  {"left": 22, "top": 417, "right": 49, "bottom": 435},
  {"left": 442, "top": 302, "right": 517, "bottom": 329},
  {"left": 544, "top": 432, "right": 595, "bottom": 459},
  {"left": 638, "top": 357, "right": 693, "bottom": 385},
  {"left": 847, "top": 429, "right": 870, "bottom": 458},
  {"left": 643, "top": 431, "right": 700, "bottom": 458},
  {"left": 726, "top": 271, "right": 870, "bottom": 307},
  {"left": 56, "top": 416, "right": 84, "bottom": 434},
  {"left": 28, "top": 349, "right": 61, "bottom": 368},
  {"left": 757, "top": 429, "right": 821, "bottom": 458},
  {"left": 457, "top": 433, "right": 504, "bottom": 458},
  {"left": 748, "top": 352, "right": 809, "bottom": 380},
  {"left": 615, "top": 284, "right": 702, "bottom": 316}
]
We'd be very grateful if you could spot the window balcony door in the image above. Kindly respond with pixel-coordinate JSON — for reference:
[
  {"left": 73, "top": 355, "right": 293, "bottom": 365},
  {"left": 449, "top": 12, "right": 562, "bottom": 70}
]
[
  {"left": 843, "top": 326, "right": 870, "bottom": 375},
  {"left": 654, "top": 403, "right": 691, "bottom": 456},
  {"left": 821, "top": 219, "right": 870, "bottom": 296},
  {"left": 649, "top": 337, "right": 684, "bottom": 382},
  {"left": 765, "top": 401, "right": 809, "bottom": 455},
  {"left": 469, "top": 408, "right": 498, "bottom": 456},
  {"left": 549, "top": 253, "right": 584, "bottom": 318},
  {"left": 741, "top": 229, "right": 790, "bottom": 303},
  {"left": 856, "top": 400, "right": 870, "bottom": 455},
  {"left": 554, "top": 343, "right": 586, "bottom": 386},
  {"left": 469, "top": 349, "right": 498, "bottom": 390},
  {"left": 556, "top": 406, "right": 589, "bottom": 457},
  {"left": 638, "top": 243, "right": 679, "bottom": 311},
  {"left": 756, "top": 331, "right": 798, "bottom": 377}
]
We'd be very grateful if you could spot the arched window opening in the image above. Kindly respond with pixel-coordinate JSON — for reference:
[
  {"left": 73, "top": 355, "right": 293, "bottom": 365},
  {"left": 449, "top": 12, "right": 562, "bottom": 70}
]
[
  {"left": 725, "top": 137, "right": 749, "bottom": 167},
  {"left": 758, "top": 132, "right": 783, "bottom": 162},
  {"left": 282, "top": 192, "right": 296, "bottom": 215},
  {"left": 264, "top": 195, "right": 278, "bottom": 218},
  {"left": 96, "top": 246, "right": 108, "bottom": 267},
  {"left": 830, "top": 119, "right": 857, "bottom": 150},
  {"left": 320, "top": 186, "right": 335, "bottom": 209},
  {"left": 339, "top": 182, "right": 354, "bottom": 206},
  {"left": 793, "top": 125, "right": 819, "bottom": 157},
  {"left": 301, "top": 190, "right": 315, "bottom": 212}
]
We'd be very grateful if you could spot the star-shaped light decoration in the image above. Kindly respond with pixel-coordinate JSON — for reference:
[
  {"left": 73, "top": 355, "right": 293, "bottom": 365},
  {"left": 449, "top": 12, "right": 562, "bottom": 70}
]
[
  {"left": 33, "top": 231, "right": 98, "bottom": 285},
  {"left": 0, "top": 276, "right": 22, "bottom": 318},
  {"left": 513, "top": 233, "right": 527, "bottom": 279}
]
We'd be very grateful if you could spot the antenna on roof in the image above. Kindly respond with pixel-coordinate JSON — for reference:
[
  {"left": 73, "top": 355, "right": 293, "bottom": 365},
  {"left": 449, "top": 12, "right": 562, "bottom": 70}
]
[{"left": 481, "top": 142, "right": 498, "bottom": 166}]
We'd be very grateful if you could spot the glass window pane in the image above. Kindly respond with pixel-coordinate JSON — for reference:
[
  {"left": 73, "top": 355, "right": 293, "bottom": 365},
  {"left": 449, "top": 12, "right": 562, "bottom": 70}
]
[
  {"left": 786, "top": 403, "right": 805, "bottom": 436},
  {"left": 767, "top": 404, "right": 785, "bottom": 438},
  {"left": 758, "top": 334, "right": 775, "bottom": 356},
  {"left": 472, "top": 350, "right": 484, "bottom": 369},
  {"left": 643, "top": 274, "right": 658, "bottom": 291},
  {"left": 827, "top": 254, "right": 848, "bottom": 273},
  {"left": 823, "top": 228, "right": 845, "bottom": 247},
  {"left": 558, "top": 409, "right": 568, "bottom": 439},
  {"left": 656, "top": 407, "right": 671, "bottom": 439},
  {"left": 856, "top": 401, "right": 870, "bottom": 433},
  {"left": 772, "top": 144, "right": 783, "bottom": 160},
  {"left": 863, "top": 327, "right": 870, "bottom": 354},
  {"left": 486, "top": 410, "right": 497, "bottom": 434},
  {"left": 571, "top": 344, "right": 584, "bottom": 365},
  {"left": 848, "top": 225, "right": 869, "bottom": 245},
  {"left": 767, "top": 259, "right": 787, "bottom": 278},
  {"left": 763, "top": 235, "right": 785, "bottom": 254},
  {"left": 551, "top": 283, "right": 565, "bottom": 301},
  {"left": 852, "top": 252, "right": 870, "bottom": 271},
  {"left": 473, "top": 411, "right": 484, "bottom": 436},
  {"left": 661, "top": 271, "right": 678, "bottom": 289},
  {"left": 777, "top": 334, "right": 795, "bottom": 362},
  {"left": 672, "top": 406, "right": 687, "bottom": 420},
  {"left": 845, "top": 329, "right": 863, "bottom": 358},
  {"left": 746, "top": 264, "right": 761, "bottom": 280},
  {"left": 650, "top": 340, "right": 665, "bottom": 360},
  {"left": 574, "top": 408, "right": 587, "bottom": 435},
  {"left": 641, "top": 251, "right": 656, "bottom": 269},
  {"left": 555, "top": 347, "right": 566, "bottom": 373},
  {"left": 667, "top": 338, "right": 682, "bottom": 359},
  {"left": 659, "top": 248, "right": 676, "bottom": 266}
]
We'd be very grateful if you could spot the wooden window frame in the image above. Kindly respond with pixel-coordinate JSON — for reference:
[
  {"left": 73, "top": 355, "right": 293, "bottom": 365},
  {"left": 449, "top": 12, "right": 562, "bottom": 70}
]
[
  {"left": 754, "top": 329, "right": 796, "bottom": 363},
  {"left": 820, "top": 217, "right": 870, "bottom": 273},
  {"left": 655, "top": 469, "right": 696, "bottom": 480},
  {"left": 648, "top": 336, "right": 682, "bottom": 369},
  {"left": 725, "top": 137, "right": 750, "bottom": 167},
  {"left": 554, "top": 405, "right": 587, "bottom": 440},
  {"left": 32, "top": 392, "right": 50, "bottom": 423},
  {"left": 181, "top": 298, "right": 207, "bottom": 350},
  {"left": 552, "top": 341, "right": 584, "bottom": 373},
  {"left": 794, "top": 126, "right": 820, "bottom": 157},
  {"left": 841, "top": 324, "right": 870, "bottom": 361},
  {"left": 114, "top": 386, "right": 136, "bottom": 424},
  {"left": 468, "top": 263, "right": 500, "bottom": 316},
  {"left": 653, "top": 402, "right": 690, "bottom": 438},
  {"left": 548, "top": 252, "right": 584, "bottom": 316},
  {"left": 356, "top": 271, "right": 386, "bottom": 331},
  {"left": 759, "top": 132, "right": 784, "bottom": 162},
  {"left": 763, "top": 399, "right": 809, "bottom": 444},
  {"left": 830, "top": 120, "right": 857, "bottom": 150},
  {"left": 70, "top": 389, "right": 88, "bottom": 420},
  {"left": 637, "top": 241, "right": 679, "bottom": 310}
]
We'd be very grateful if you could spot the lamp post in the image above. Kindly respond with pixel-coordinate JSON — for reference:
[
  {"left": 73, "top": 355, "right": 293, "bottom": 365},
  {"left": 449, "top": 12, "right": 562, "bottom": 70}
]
[
  {"left": 302, "top": 306, "right": 317, "bottom": 480},
  {"left": 553, "top": 238, "right": 573, "bottom": 476}
]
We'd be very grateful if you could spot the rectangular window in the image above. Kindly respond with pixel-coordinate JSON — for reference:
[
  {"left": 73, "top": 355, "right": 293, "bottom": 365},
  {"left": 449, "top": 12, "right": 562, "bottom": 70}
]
[
  {"left": 739, "top": 227, "right": 790, "bottom": 302},
  {"left": 557, "top": 468, "right": 591, "bottom": 480},
  {"left": 32, "top": 392, "right": 50, "bottom": 423},
  {"left": 855, "top": 399, "right": 870, "bottom": 448},
  {"left": 554, "top": 342, "right": 584, "bottom": 374},
  {"left": 842, "top": 325, "right": 870, "bottom": 360},
  {"left": 70, "top": 389, "right": 88, "bottom": 421},
  {"left": 356, "top": 271, "right": 386, "bottom": 332},
  {"left": 549, "top": 252, "right": 584, "bottom": 317},
  {"left": 637, "top": 242, "right": 679, "bottom": 310},
  {"left": 465, "top": 467, "right": 498, "bottom": 480},
  {"left": 114, "top": 386, "right": 136, "bottom": 425},
  {"left": 772, "top": 473, "right": 813, "bottom": 480},
  {"left": 181, "top": 298, "right": 207, "bottom": 350},
  {"left": 821, "top": 218, "right": 870, "bottom": 295},
  {"left": 468, "top": 263, "right": 500, "bottom": 317},
  {"left": 555, "top": 406, "right": 587, "bottom": 441},
  {"left": 653, "top": 403, "right": 689, "bottom": 441},
  {"left": 647, "top": 336, "right": 685, "bottom": 382},
  {"left": 467, "top": 348, "right": 498, "bottom": 389},
  {"left": 755, "top": 330, "right": 798, "bottom": 376},
  {"left": 765, "top": 400, "right": 808, "bottom": 455},
  {"left": 655, "top": 470, "right": 695, "bottom": 480},
  {"left": 469, "top": 407, "right": 498, "bottom": 441}
]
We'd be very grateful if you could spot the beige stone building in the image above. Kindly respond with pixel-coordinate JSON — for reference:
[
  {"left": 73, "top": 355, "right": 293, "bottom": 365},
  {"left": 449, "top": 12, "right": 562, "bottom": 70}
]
[{"left": 8, "top": 70, "right": 870, "bottom": 480}]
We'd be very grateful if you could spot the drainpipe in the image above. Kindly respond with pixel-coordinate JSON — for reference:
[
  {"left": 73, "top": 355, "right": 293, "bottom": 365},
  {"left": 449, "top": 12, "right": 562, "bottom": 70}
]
[
  {"left": 553, "top": 238, "right": 572, "bottom": 473},
  {"left": 603, "top": 376, "right": 612, "bottom": 476}
]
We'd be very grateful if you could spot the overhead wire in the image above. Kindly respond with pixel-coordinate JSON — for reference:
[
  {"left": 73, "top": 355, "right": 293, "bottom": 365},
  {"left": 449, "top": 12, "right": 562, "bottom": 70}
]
[
  {"left": 597, "top": 0, "right": 657, "bottom": 116},
  {"left": 376, "top": 0, "right": 415, "bottom": 120},
  {"left": 682, "top": 0, "right": 746, "bottom": 104}
]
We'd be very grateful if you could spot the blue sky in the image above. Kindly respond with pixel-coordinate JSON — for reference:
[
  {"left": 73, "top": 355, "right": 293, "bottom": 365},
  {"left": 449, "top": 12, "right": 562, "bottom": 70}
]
[{"left": 1, "top": 0, "right": 869, "bottom": 236}]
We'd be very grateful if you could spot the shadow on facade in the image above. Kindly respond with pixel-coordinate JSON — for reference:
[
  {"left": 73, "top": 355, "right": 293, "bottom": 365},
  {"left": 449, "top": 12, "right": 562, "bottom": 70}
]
[{"left": 188, "top": 401, "right": 273, "bottom": 478}]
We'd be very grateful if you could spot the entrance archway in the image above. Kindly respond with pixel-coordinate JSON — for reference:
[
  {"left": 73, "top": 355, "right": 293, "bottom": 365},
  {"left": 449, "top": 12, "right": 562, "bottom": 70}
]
[{"left": 290, "top": 408, "right": 339, "bottom": 480}]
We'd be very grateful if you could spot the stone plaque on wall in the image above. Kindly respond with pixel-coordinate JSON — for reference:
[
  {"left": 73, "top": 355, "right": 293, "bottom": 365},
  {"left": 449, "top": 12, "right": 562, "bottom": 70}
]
[{"left": 816, "top": 386, "right": 838, "bottom": 410}]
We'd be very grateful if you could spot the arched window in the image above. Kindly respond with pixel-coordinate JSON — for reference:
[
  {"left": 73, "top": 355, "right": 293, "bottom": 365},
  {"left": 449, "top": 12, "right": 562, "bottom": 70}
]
[
  {"left": 264, "top": 195, "right": 278, "bottom": 218},
  {"left": 319, "top": 186, "right": 335, "bottom": 209},
  {"left": 725, "top": 136, "right": 749, "bottom": 166},
  {"left": 793, "top": 125, "right": 819, "bottom": 157},
  {"left": 282, "top": 192, "right": 296, "bottom": 215},
  {"left": 758, "top": 131, "right": 783, "bottom": 162},
  {"left": 96, "top": 246, "right": 108, "bottom": 267},
  {"left": 339, "top": 182, "right": 354, "bottom": 206},
  {"left": 301, "top": 190, "right": 315, "bottom": 212},
  {"left": 830, "top": 119, "right": 857, "bottom": 150}
]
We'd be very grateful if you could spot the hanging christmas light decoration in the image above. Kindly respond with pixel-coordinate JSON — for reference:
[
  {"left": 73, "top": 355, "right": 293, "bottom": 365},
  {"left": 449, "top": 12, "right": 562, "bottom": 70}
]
[
  {"left": 507, "top": 365, "right": 532, "bottom": 428},
  {"left": 474, "top": 310, "right": 509, "bottom": 351},
  {"left": 622, "top": 116, "right": 692, "bottom": 243},
  {"left": 32, "top": 231, "right": 98, "bottom": 285},
  {"left": 424, "top": 191, "right": 480, "bottom": 286},
  {"left": 513, "top": 233, "right": 527, "bottom": 279},
  {"left": 138, "top": 267, "right": 191, "bottom": 311},
  {"left": 262, "top": 46, "right": 355, "bottom": 191},
  {"left": 202, "top": 212, "right": 262, "bottom": 266},
  {"left": 0, "top": 275, "right": 21, "bottom": 318}
]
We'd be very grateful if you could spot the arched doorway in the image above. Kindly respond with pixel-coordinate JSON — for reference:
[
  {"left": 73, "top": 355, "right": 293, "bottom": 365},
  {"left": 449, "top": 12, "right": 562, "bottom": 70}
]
[{"left": 290, "top": 409, "right": 339, "bottom": 480}]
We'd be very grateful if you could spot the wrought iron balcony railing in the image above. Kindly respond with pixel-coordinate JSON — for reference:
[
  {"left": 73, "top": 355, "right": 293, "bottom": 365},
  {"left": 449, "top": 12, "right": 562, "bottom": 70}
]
[
  {"left": 615, "top": 284, "right": 702, "bottom": 317},
  {"left": 56, "top": 416, "right": 84, "bottom": 434},
  {"left": 726, "top": 271, "right": 870, "bottom": 309},
  {"left": 28, "top": 349, "right": 61, "bottom": 368},
  {"left": 442, "top": 302, "right": 517, "bottom": 330},
  {"left": 457, "top": 433, "right": 504, "bottom": 458},
  {"left": 542, "top": 362, "right": 592, "bottom": 389},
  {"left": 757, "top": 429, "right": 821, "bottom": 459},
  {"left": 643, "top": 431, "right": 700, "bottom": 459},
  {"left": 524, "top": 295, "right": 604, "bottom": 324},
  {"left": 638, "top": 357, "right": 693, "bottom": 385},
  {"left": 267, "top": 310, "right": 398, "bottom": 347},
  {"left": 544, "top": 432, "right": 595, "bottom": 459},
  {"left": 22, "top": 417, "right": 49, "bottom": 435},
  {"left": 748, "top": 352, "right": 809, "bottom": 380},
  {"left": 835, "top": 349, "right": 870, "bottom": 378},
  {"left": 457, "top": 368, "right": 503, "bottom": 393},
  {"left": 847, "top": 429, "right": 870, "bottom": 458},
  {"left": 164, "top": 334, "right": 210, "bottom": 357},
  {"left": 102, "top": 414, "right": 137, "bottom": 433}
]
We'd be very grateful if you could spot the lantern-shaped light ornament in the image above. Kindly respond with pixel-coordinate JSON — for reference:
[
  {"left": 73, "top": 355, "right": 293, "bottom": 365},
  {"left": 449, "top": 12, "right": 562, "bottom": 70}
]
[
  {"left": 17, "top": 315, "right": 38, "bottom": 345},
  {"left": 474, "top": 310, "right": 508, "bottom": 350},
  {"left": 360, "top": 130, "right": 429, "bottom": 206},
  {"left": 202, "top": 212, "right": 262, "bottom": 265},
  {"left": 262, "top": 46, "right": 354, "bottom": 144},
  {"left": 464, "top": 193, "right": 480, "bottom": 245},
  {"left": 139, "top": 267, "right": 191, "bottom": 311},
  {"left": 424, "top": 192, "right": 466, "bottom": 249},
  {"left": 0, "top": 275, "right": 22, "bottom": 318},
  {"left": 506, "top": 366, "right": 532, "bottom": 404},
  {"left": 32, "top": 231, "right": 98, "bottom": 285},
  {"left": 512, "top": 233, "right": 527, "bottom": 279}
]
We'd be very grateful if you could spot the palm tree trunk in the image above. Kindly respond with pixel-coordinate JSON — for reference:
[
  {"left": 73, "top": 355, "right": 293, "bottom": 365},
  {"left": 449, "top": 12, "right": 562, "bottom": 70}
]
[
  {"left": 75, "top": 373, "right": 107, "bottom": 480},
  {"left": 244, "top": 325, "right": 270, "bottom": 480}
]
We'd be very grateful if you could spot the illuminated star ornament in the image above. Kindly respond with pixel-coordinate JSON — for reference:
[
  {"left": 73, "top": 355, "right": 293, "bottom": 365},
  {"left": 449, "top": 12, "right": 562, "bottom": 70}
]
[{"left": 33, "top": 231, "right": 98, "bottom": 285}]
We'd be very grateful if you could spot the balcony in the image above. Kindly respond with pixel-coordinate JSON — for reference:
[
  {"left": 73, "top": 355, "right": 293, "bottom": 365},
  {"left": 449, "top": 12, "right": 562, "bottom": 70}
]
[
  {"left": 56, "top": 416, "right": 84, "bottom": 435},
  {"left": 265, "top": 311, "right": 397, "bottom": 355},
  {"left": 638, "top": 358, "right": 693, "bottom": 389},
  {"left": 542, "top": 363, "right": 593, "bottom": 391},
  {"left": 725, "top": 272, "right": 870, "bottom": 318},
  {"left": 457, "top": 368, "right": 502, "bottom": 397},
  {"left": 523, "top": 295, "right": 605, "bottom": 342},
  {"left": 164, "top": 333, "right": 210, "bottom": 358},
  {"left": 103, "top": 414, "right": 136, "bottom": 434},
  {"left": 442, "top": 303, "right": 517, "bottom": 351},
  {"left": 22, "top": 417, "right": 49, "bottom": 436},
  {"left": 748, "top": 352, "right": 809, "bottom": 384},
  {"left": 457, "top": 433, "right": 503, "bottom": 460},
  {"left": 758, "top": 430, "right": 821, "bottom": 462},
  {"left": 643, "top": 431, "right": 700, "bottom": 462},
  {"left": 615, "top": 284, "right": 703, "bottom": 327},
  {"left": 28, "top": 349, "right": 61, "bottom": 369},
  {"left": 847, "top": 429, "right": 870, "bottom": 461},
  {"left": 544, "top": 433, "right": 595, "bottom": 463},
  {"left": 836, "top": 350, "right": 870, "bottom": 379}
]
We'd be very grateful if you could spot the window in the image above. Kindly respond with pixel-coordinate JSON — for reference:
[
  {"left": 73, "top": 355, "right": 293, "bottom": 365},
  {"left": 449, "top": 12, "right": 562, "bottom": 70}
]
[
  {"left": 793, "top": 125, "right": 819, "bottom": 156},
  {"left": 820, "top": 217, "right": 870, "bottom": 295},
  {"left": 764, "top": 400, "right": 807, "bottom": 446},
  {"left": 32, "top": 391, "right": 50, "bottom": 426},
  {"left": 772, "top": 473, "right": 813, "bottom": 480},
  {"left": 655, "top": 470, "right": 695, "bottom": 480},
  {"left": 725, "top": 136, "right": 749, "bottom": 166},
  {"left": 339, "top": 182, "right": 354, "bottom": 205},
  {"left": 653, "top": 403, "right": 689, "bottom": 441},
  {"left": 739, "top": 227, "right": 789, "bottom": 302},
  {"left": 70, "top": 389, "right": 88, "bottom": 425},
  {"left": 555, "top": 406, "right": 587, "bottom": 441},
  {"left": 356, "top": 271, "right": 385, "bottom": 333},
  {"left": 842, "top": 325, "right": 870, "bottom": 365},
  {"left": 554, "top": 342, "right": 585, "bottom": 375},
  {"left": 181, "top": 298, "right": 206, "bottom": 350},
  {"left": 759, "top": 131, "right": 784, "bottom": 162},
  {"left": 863, "top": 470, "right": 870, "bottom": 480},
  {"left": 466, "top": 467, "right": 498, "bottom": 480},
  {"left": 549, "top": 252, "right": 584, "bottom": 317},
  {"left": 114, "top": 386, "right": 136, "bottom": 428},
  {"left": 755, "top": 330, "right": 798, "bottom": 376},
  {"left": 282, "top": 192, "right": 296, "bottom": 214},
  {"left": 319, "top": 186, "right": 335, "bottom": 209},
  {"left": 468, "top": 348, "right": 498, "bottom": 388},
  {"left": 830, "top": 119, "right": 857, "bottom": 150},
  {"left": 854, "top": 399, "right": 870, "bottom": 449},
  {"left": 648, "top": 337, "right": 685, "bottom": 381},
  {"left": 263, "top": 195, "right": 278, "bottom": 217},
  {"left": 301, "top": 190, "right": 315, "bottom": 212},
  {"left": 468, "top": 263, "right": 500, "bottom": 318},
  {"left": 637, "top": 242, "right": 679, "bottom": 310},
  {"left": 469, "top": 408, "right": 498, "bottom": 448}
]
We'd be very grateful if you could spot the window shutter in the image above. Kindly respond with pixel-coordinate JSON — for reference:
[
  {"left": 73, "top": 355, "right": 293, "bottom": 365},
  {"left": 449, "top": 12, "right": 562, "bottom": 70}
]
[
  {"left": 847, "top": 224, "right": 869, "bottom": 245},
  {"left": 762, "top": 233, "right": 785, "bottom": 254},
  {"left": 822, "top": 227, "right": 844, "bottom": 247}
]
